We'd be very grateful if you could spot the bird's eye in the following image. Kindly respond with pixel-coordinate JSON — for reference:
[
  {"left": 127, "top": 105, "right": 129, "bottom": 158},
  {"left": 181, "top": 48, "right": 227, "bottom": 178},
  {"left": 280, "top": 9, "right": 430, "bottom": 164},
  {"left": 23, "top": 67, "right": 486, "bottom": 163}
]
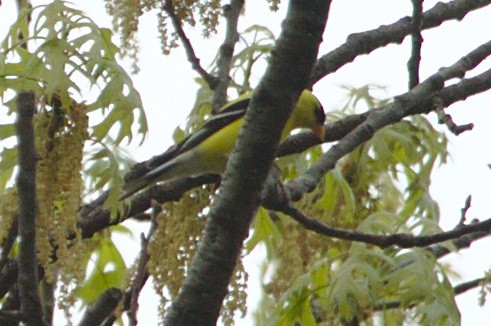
[{"left": 315, "top": 106, "right": 326, "bottom": 124}]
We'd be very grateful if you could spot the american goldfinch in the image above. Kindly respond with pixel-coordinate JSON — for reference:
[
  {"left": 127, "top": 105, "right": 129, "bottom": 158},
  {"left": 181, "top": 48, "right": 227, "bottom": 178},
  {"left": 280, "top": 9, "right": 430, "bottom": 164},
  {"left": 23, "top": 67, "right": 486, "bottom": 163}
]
[{"left": 120, "top": 90, "right": 325, "bottom": 200}]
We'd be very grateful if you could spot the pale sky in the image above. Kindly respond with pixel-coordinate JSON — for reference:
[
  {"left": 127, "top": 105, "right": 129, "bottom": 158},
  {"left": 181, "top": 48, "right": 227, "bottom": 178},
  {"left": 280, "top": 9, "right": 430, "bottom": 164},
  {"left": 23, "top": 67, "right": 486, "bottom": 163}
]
[{"left": 1, "top": 0, "right": 491, "bottom": 325}]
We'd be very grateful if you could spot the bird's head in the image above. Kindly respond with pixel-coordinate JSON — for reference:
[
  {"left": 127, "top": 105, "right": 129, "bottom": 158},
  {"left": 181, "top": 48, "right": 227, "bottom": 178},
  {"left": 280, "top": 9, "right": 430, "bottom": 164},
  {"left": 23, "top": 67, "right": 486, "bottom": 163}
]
[{"left": 283, "top": 90, "right": 326, "bottom": 141}]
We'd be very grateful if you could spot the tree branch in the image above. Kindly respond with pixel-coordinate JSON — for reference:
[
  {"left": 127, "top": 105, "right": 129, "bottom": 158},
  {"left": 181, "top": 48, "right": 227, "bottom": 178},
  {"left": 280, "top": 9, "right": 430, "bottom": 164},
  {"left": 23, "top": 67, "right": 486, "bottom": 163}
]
[
  {"left": 163, "top": 0, "right": 219, "bottom": 88},
  {"left": 77, "top": 288, "right": 123, "bottom": 326},
  {"left": 374, "top": 276, "right": 490, "bottom": 311},
  {"left": 78, "top": 174, "right": 218, "bottom": 239},
  {"left": 164, "top": 1, "right": 331, "bottom": 324},
  {"left": 282, "top": 204, "right": 491, "bottom": 248},
  {"left": 434, "top": 103, "right": 474, "bottom": 135},
  {"left": 459, "top": 195, "right": 473, "bottom": 225},
  {"left": 15, "top": 91, "right": 44, "bottom": 325},
  {"left": 212, "top": 0, "right": 244, "bottom": 111},
  {"left": 0, "top": 260, "right": 18, "bottom": 299},
  {"left": 408, "top": 0, "right": 424, "bottom": 89},
  {"left": 0, "top": 285, "right": 21, "bottom": 326},
  {"left": 429, "top": 228, "right": 490, "bottom": 259},
  {"left": 310, "top": 0, "right": 491, "bottom": 85},
  {"left": 453, "top": 276, "right": 489, "bottom": 295},
  {"left": 128, "top": 205, "right": 159, "bottom": 326}
]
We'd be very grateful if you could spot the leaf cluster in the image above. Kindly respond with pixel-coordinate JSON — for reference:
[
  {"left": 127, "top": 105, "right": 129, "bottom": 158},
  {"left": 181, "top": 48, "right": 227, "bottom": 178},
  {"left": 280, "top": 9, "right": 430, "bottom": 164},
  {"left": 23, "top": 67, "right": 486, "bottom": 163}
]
[{"left": 0, "top": 0, "right": 147, "bottom": 206}]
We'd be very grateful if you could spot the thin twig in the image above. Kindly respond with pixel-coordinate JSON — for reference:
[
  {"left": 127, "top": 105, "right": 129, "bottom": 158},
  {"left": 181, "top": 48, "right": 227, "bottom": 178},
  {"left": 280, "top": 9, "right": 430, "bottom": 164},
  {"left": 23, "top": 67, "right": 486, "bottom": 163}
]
[
  {"left": 408, "top": 0, "right": 424, "bottom": 89},
  {"left": 429, "top": 228, "right": 489, "bottom": 259},
  {"left": 459, "top": 195, "right": 472, "bottom": 225},
  {"left": 454, "top": 276, "right": 488, "bottom": 295},
  {"left": 163, "top": 0, "right": 219, "bottom": 88},
  {"left": 434, "top": 95, "right": 474, "bottom": 135},
  {"left": 97, "top": 204, "right": 159, "bottom": 326},
  {"left": 128, "top": 203, "right": 160, "bottom": 326}
]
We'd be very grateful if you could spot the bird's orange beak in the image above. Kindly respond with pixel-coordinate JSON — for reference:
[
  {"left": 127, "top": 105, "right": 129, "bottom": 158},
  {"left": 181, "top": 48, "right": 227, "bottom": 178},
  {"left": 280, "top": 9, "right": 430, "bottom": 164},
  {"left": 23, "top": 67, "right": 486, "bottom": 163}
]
[{"left": 313, "top": 124, "right": 325, "bottom": 141}]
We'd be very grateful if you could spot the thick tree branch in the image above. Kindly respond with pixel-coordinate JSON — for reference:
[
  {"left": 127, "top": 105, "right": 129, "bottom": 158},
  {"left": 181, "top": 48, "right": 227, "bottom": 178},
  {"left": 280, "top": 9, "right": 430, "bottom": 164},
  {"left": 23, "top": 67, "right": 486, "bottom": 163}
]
[
  {"left": 212, "top": 0, "right": 244, "bottom": 111},
  {"left": 78, "top": 174, "right": 218, "bottom": 239},
  {"left": 163, "top": 0, "right": 219, "bottom": 88},
  {"left": 310, "top": 0, "right": 491, "bottom": 85},
  {"left": 15, "top": 91, "right": 43, "bottom": 325},
  {"left": 408, "top": 0, "right": 424, "bottom": 89},
  {"left": 164, "top": 1, "right": 331, "bottom": 325}
]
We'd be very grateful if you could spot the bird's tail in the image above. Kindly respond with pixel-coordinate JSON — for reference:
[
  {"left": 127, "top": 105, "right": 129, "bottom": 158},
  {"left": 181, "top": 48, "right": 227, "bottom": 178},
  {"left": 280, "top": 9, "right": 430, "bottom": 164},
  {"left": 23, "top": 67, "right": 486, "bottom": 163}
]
[
  {"left": 119, "top": 159, "right": 181, "bottom": 201},
  {"left": 119, "top": 175, "right": 153, "bottom": 201}
]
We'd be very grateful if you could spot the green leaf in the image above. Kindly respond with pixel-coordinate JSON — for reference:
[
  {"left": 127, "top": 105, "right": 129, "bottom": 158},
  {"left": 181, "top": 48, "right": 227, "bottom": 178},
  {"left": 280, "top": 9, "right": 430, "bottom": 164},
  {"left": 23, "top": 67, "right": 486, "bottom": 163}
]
[
  {"left": 0, "top": 124, "right": 15, "bottom": 141},
  {"left": 316, "top": 172, "right": 338, "bottom": 217},
  {"left": 77, "top": 237, "right": 126, "bottom": 304},
  {"left": 99, "top": 28, "right": 119, "bottom": 59},
  {"left": 300, "top": 297, "right": 316, "bottom": 326},
  {"left": 84, "top": 139, "right": 134, "bottom": 217},
  {"left": 172, "top": 126, "right": 186, "bottom": 144},
  {"left": 0, "top": 147, "right": 17, "bottom": 192},
  {"left": 246, "top": 207, "right": 282, "bottom": 256},
  {"left": 333, "top": 169, "right": 356, "bottom": 219}
]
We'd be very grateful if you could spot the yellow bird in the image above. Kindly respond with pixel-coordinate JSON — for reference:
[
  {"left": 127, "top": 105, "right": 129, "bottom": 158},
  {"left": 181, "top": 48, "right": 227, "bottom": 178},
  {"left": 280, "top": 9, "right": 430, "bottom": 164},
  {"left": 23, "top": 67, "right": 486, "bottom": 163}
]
[{"left": 120, "top": 90, "right": 325, "bottom": 200}]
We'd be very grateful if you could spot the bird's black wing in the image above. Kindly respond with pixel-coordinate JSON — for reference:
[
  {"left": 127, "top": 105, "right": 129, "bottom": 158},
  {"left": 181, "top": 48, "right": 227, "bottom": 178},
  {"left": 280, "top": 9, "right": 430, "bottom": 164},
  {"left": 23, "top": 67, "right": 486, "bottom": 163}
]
[{"left": 178, "top": 97, "right": 250, "bottom": 152}]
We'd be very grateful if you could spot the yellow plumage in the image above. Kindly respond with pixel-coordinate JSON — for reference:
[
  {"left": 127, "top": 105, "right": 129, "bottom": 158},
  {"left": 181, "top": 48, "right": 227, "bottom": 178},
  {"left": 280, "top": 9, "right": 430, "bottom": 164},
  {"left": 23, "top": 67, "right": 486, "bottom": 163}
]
[{"left": 120, "top": 90, "right": 325, "bottom": 199}]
